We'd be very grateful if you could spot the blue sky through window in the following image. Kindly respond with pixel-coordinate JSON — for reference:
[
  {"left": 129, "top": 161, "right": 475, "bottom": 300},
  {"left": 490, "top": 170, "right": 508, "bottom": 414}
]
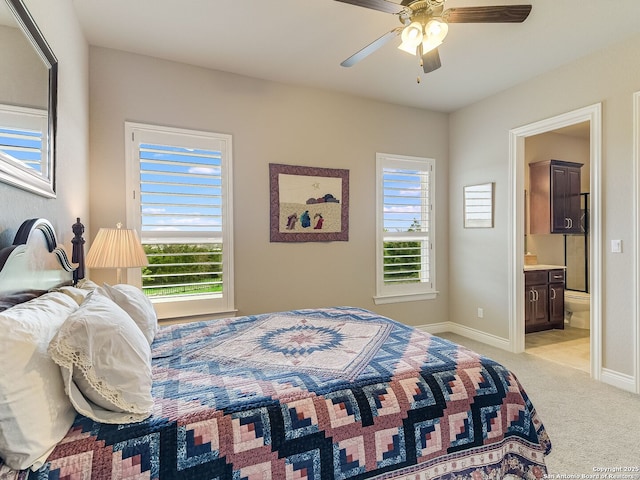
[
  {"left": 0, "top": 126, "right": 43, "bottom": 171},
  {"left": 383, "top": 168, "right": 429, "bottom": 232},
  {"left": 140, "top": 143, "right": 223, "bottom": 233}
]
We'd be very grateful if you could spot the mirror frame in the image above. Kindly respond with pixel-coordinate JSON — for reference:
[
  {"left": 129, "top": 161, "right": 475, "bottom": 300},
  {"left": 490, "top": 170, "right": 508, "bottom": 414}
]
[{"left": 0, "top": 0, "right": 57, "bottom": 198}]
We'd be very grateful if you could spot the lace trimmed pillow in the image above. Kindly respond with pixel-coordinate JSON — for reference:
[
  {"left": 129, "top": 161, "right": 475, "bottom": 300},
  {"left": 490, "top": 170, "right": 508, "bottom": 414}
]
[{"left": 48, "top": 291, "right": 153, "bottom": 424}]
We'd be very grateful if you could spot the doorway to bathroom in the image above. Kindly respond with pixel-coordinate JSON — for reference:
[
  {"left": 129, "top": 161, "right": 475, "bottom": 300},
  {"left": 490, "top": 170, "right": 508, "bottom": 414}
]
[
  {"left": 523, "top": 125, "right": 591, "bottom": 373},
  {"left": 508, "top": 104, "right": 602, "bottom": 379}
]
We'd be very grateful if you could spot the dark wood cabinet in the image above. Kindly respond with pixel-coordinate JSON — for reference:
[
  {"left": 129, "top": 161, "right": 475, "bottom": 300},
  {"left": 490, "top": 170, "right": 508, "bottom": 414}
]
[
  {"left": 525, "top": 283, "right": 549, "bottom": 331},
  {"left": 525, "top": 268, "right": 565, "bottom": 333},
  {"left": 530, "top": 160, "right": 583, "bottom": 234},
  {"left": 548, "top": 269, "right": 565, "bottom": 326}
]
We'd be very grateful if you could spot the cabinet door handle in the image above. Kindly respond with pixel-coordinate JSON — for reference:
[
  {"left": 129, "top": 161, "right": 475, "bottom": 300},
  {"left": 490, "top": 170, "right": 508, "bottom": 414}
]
[
  {"left": 534, "top": 290, "right": 539, "bottom": 301},
  {"left": 550, "top": 288, "right": 556, "bottom": 300},
  {"left": 568, "top": 218, "right": 573, "bottom": 228}
]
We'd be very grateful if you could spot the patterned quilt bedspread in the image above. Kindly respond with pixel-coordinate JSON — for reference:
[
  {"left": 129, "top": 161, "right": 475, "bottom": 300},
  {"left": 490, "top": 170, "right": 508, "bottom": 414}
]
[{"left": 11, "top": 307, "right": 551, "bottom": 479}]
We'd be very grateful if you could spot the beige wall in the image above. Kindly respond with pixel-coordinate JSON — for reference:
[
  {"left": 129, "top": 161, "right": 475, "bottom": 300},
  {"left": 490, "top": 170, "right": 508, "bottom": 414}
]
[
  {"left": 0, "top": 25, "right": 48, "bottom": 108},
  {"left": 449, "top": 33, "right": 640, "bottom": 377},
  {"left": 0, "top": 0, "right": 89, "bottom": 252},
  {"left": 88, "top": 47, "right": 450, "bottom": 327}
]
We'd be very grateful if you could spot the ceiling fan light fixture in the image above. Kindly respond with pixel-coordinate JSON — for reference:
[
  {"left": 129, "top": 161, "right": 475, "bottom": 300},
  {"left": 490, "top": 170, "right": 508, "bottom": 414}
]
[
  {"left": 337, "top": 0, "right": 532, "bottom": 76},
  {"left": 398, "top": 21, "right": 423, "bottom": 55}
]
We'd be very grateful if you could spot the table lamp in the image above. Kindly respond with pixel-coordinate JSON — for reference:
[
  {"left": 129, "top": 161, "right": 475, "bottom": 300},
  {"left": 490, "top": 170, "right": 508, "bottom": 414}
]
[{"left": 85, "top": 223, "right": 148, "bottom": 284}]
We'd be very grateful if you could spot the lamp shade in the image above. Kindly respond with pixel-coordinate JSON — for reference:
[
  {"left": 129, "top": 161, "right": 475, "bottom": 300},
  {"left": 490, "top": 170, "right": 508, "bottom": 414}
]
[
  {"left": 86, "top": 224, "right": 148, "bottom": 270},
  {"left": 422, "top": 18, "right": 448, "bottom": 54},
  {"left": 398, "top": 22, "right": 423, "bottom": 55}
]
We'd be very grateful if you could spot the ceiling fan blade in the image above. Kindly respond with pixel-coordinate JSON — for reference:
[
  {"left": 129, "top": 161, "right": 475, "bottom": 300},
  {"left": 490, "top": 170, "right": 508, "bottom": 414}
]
[
  {"left": 443, "top": 5, "right": 532, "bottom": 23},
  {"left": 340, "top": 27, "right": 403, "bottom": 67},
  {"left": 334, "top": 0, "right": 405, "bottom": 14},
  {"left": 421, "top": 47, "right": 442, "bottom": 74}
]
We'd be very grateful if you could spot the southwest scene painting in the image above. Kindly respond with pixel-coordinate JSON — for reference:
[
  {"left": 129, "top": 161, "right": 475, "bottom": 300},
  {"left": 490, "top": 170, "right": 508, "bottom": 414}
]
[{"left": 278, "top": 173, "right": 342, "bottom": 234}]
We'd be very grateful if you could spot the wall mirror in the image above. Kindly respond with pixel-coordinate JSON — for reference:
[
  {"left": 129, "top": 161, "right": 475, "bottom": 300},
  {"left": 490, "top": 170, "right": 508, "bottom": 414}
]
[
  {"left": 0, "top": 0, "right": 57, "bottom": 198},
  {"left": 463, "top": 182, "right": 494, "bottom": 228}
]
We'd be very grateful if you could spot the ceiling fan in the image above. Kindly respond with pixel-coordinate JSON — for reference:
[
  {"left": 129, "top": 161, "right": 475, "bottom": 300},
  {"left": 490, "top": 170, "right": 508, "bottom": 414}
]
[{"left": 336, "top": 0, "right": 532, "bottom": 76}]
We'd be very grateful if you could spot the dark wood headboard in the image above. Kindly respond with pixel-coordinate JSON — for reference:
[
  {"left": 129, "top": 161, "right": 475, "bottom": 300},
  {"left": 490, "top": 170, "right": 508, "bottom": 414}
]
[{"left": 0, "top": 218, "right": 85, "bottom": 296}]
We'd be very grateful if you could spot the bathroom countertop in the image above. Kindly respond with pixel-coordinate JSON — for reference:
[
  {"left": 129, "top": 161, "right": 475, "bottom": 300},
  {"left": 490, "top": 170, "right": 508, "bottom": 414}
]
[{"left": 523, "top": 264, "right": 566, "bottom": 271}]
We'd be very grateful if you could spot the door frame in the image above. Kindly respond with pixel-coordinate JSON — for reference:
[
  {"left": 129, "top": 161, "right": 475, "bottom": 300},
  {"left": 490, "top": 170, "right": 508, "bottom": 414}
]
[
  {"left": 507, "top": 104, "right": 602, "bottom": 379},
  {"left": 633, "top": 92, "right": 640, "bottom": 394}
]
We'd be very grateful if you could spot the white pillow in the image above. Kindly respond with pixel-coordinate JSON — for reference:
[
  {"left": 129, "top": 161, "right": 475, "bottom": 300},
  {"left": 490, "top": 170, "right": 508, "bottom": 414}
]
[
  {"left": 51, "top": 285, "right": 91, "bottom": 306},
  {"left": 98, "top": 283, "right": 158, "bottom": 345},
  {"left": 48, "top": 291, "right": 153, "bottom": 424},
  {"left": 0, "top": 292, "right": 78, "bottom": 470}
]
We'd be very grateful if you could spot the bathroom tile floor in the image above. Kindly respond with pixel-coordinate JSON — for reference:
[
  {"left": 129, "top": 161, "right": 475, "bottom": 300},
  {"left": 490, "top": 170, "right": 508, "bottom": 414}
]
[{"left": 525, "top": 326, "right": 590, "bottom": 373}]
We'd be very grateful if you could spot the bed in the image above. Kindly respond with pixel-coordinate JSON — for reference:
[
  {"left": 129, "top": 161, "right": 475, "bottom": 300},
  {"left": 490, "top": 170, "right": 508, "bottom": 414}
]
[{"left": 0, "top": 218, "right": 551, "bottom": 479}]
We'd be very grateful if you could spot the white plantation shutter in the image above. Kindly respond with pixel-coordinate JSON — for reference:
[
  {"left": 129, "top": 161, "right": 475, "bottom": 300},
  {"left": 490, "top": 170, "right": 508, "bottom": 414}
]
[
  {"left": 375, "top": 153, "right": 436, "bottom": 303},
  {"left": 0, "top": 126, "right": 44, "bottom": 172},
  {"left": 0, "top": 105, "right": 48, "bottom": 174},
  {"left": 125, "top": 122, "right": 234, "bottom": 319},
  {"left": 139, "top": 144, "right": 223, "bottom": 292},
  {"left": 463, "top": 183, "right": 493, "bottom": 227},
  {"left": 138, "top": 143, "right": 223, "bottom": 240}
]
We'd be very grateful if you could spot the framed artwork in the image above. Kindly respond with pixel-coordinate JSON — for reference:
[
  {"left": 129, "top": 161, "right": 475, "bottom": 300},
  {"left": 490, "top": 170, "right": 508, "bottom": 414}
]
[
  {"left": 269, "top": 163, "right": 349, "bottom": 242},
  {"left": 463, "top": 182, "right": 494, "bottom": 228}
]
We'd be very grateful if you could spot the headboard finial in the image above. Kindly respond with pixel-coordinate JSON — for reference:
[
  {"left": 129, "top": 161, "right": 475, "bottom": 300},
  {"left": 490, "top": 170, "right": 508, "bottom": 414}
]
[{"left": 72, "top": 218, "right": 86, "bottom": 284}]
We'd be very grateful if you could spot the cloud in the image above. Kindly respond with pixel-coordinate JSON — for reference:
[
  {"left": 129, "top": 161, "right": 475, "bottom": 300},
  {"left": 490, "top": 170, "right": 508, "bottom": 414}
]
[
  {"left": 384, "top": 206, "right": 421, "bottom": 214},
  {"left": 144, "top": 216, "right": 222, "bottom": 228},
  {"left": 188, "top": 166, "right": 220, "bottom": 175},
  {"left": 141, "top": 207, "right": 167, "bottom": 214}
]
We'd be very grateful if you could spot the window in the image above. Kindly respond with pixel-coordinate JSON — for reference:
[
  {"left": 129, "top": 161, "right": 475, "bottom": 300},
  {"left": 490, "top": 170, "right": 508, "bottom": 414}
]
[
  {"left": 0, "top": 105, "right": 47, "bottom": 175},
  {"left": 375, "top": 153, "right": 436, "bottom": 304},
  {"left": 0, "top": 104, "right": 52, "bottom": 197},
  {"left": 125, "top": 122, "right": 234, "bottom": 319}
]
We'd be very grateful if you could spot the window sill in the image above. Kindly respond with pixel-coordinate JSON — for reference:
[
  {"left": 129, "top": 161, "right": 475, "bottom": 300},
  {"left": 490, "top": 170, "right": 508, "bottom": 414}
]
[
  {"left": 159, "top": 309, "right": 237, "bottom": 326},
  {"left": 373, "top": 291, "right": 438, "bottom": 305},
  {"left": 151, "top": 294, "right": 235, "bottom": 321}
]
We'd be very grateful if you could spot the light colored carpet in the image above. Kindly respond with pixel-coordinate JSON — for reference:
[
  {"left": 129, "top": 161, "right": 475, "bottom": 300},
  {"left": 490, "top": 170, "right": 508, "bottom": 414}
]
[{"left": 438, "top": 332, "right": 640, "bottom": 475}]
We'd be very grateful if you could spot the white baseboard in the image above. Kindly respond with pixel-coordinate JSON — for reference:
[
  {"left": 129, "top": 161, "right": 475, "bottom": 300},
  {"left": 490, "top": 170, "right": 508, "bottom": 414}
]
[
  {"left": 417, "top": 321, "right": 451, "bottom": 335},
  {"left": 417, "top": 322, "right": 511, "bottom": 351},
  {"left": 601, "top": 368, "right": 638, "bottom": 393}
]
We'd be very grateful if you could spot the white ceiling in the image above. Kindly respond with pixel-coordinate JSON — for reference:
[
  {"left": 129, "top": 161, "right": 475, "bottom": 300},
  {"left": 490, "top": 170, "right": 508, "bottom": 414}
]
[{"left": 71, "top": 0, "right": 640, "bottom": 112}]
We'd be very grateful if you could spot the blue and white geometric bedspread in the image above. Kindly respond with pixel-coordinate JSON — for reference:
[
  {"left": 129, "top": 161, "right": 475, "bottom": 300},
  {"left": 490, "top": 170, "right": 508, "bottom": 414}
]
[{"left": 12, "top": 307, "right": 551, "bottom": 479}]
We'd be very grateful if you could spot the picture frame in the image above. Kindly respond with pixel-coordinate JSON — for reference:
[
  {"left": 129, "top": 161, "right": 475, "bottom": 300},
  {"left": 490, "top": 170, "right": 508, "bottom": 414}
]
[
  {"left": 269, "top": 163, "right": 349, "bottom": 242},
  {"left": 463, "top": 182, "right": 494, "bottom": 228}
]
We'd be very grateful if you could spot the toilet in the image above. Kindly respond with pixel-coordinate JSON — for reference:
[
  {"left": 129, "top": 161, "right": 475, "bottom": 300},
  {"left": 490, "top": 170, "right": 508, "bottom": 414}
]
[{"left": 564, "top": 290, "right": 590, "bottom": 329}]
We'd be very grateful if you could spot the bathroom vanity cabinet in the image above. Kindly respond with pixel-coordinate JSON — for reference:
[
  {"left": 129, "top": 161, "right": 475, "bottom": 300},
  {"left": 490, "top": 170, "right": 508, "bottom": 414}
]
[
  {"left": 525, "top": 267, "right": 565, "bottom": 333},
  {"left": 529, "top": 160, "right": 583, "bottom": 234}
]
